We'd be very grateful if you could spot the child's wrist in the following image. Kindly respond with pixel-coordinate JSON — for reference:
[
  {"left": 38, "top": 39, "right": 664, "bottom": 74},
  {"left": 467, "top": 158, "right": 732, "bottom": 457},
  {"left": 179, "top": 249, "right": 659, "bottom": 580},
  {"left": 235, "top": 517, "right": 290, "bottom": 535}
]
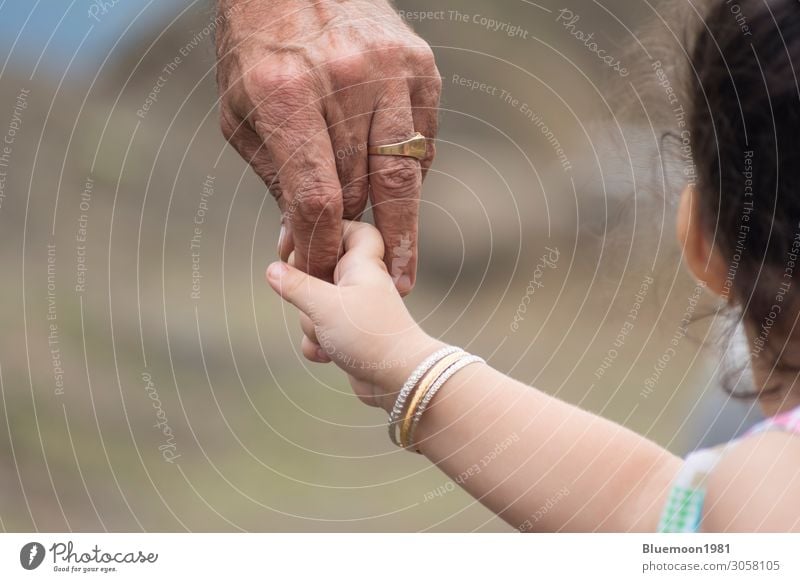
[{"left": 375, "top": 334, "right": 449, "bottom": 413}]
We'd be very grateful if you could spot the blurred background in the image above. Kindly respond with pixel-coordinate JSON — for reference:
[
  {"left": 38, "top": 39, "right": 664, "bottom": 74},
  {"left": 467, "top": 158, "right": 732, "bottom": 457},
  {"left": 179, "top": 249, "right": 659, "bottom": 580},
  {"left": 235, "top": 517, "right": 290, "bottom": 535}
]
[{"left": 0, "top": 0, "right": 762, "bottom": 532}]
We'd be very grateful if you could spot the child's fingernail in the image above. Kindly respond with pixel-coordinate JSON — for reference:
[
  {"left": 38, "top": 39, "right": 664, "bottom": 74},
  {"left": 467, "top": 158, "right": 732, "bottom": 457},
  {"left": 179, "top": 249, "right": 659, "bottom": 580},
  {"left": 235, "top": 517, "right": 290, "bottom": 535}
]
[
  {"left": 316, "top": 347, "right": 328, "bottom": 361},
  {"left": 277, "top": 224, "right": 286, "bottom": 256},
  {"left": 268, "top": 262, "right": 288, "bottom": 280}
]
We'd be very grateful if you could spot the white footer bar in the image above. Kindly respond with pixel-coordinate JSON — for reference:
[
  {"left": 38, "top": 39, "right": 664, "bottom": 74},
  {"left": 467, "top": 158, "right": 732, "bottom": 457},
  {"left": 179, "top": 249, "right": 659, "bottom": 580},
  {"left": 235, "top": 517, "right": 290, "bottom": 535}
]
[{"left": 1, "top": 533, "right": 797, "bottom": 580}]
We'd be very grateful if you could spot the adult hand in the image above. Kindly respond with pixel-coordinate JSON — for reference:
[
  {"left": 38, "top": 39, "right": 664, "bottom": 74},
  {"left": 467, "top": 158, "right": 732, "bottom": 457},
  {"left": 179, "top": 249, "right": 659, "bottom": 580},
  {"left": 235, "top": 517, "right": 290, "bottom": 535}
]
[{"left": 216, "top": 0, "right": 441, "bottom": 294}]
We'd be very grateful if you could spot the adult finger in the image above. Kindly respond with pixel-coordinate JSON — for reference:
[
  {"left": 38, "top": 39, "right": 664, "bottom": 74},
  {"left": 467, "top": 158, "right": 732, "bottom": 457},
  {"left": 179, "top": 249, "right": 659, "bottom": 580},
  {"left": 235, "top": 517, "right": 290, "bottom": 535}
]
[
  {"left": 368, "top": 87, "right": 421, "bottom": 295},
  {"left": 409, "top": 59, "right": 442, "bottom": 180},
  {"left": 326, "top": 88, "right": 372, "bottom": 220},
  {"left": 250, "top": 72, "right": 344, "bottom": 282}
]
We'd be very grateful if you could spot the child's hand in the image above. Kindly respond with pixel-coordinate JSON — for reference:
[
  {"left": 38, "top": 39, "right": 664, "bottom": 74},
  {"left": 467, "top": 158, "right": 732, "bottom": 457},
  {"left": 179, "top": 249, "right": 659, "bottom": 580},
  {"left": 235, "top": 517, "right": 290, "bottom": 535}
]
[{"left": 266, "top": 221, "right": 444, "bottom": 412}]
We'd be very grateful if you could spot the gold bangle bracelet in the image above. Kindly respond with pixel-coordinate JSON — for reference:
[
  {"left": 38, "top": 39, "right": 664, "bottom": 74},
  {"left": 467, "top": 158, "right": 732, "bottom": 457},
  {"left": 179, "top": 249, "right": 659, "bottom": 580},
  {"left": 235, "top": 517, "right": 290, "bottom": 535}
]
[
  {"left": 399, "top": 351, "right": 466, "bottom": 448},
  {"left": 407, "top": 355, "right": 484, "bottom": 452}
]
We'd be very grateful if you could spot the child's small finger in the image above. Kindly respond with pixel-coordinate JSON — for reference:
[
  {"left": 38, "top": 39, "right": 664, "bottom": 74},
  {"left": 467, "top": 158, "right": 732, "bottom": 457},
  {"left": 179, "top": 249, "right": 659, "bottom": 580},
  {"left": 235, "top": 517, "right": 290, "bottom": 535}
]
[
  {"left": 299, "top": 312, "right": 318, "bottom": 344},
  {"left": 334, "top": 222, "right": 393, "bottom": 286},
  {"left": 301, "top": 336, "right": 331, "bottom": 363},
  {"left": 341, "top": 220, "right": 385, "bottom": 260}
]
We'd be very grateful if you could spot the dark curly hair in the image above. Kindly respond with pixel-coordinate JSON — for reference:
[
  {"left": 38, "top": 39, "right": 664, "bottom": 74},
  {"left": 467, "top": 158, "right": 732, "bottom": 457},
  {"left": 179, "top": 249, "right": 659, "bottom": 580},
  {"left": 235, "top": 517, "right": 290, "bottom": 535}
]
[{"left": 688, "top": 0, "right": 800, "bottom": 394}]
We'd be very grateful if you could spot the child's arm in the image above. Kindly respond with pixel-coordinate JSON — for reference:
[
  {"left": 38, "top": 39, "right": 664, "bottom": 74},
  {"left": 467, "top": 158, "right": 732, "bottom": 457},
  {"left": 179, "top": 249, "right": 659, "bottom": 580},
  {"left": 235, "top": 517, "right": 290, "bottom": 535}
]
[
  {"left": 267, "top": 221, "right": 680, "bottom": 531},
  {"left": 412, "top": 361, "right": 681, "bottom": 531}
]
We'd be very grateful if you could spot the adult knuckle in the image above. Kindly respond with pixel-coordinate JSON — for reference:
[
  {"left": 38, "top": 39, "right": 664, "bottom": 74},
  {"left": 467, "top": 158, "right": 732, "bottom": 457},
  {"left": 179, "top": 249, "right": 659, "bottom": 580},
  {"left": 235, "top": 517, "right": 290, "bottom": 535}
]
[
  {"left": 219, "top": 102, "right": 248, "bottom": 141},
  {"left": 294, "top": 184, "right": 343, "bottom": 222},
  {"left": 373, "top": 158, "right": 421, "bottom": 196},
  {"left": 407, "top": 45, "right": 436, "bottom": 72},
  {"left": 342, "top": 172, "right": 369, "bottom": 194},
  {"left": 219, "top": 111, "right": 237, "bottom": 142},
  {"left": 417, "top": 69, "right": 442, "bottom": 105},
  {"left": 245, "top": 62, "right": 315, "bottom": 109},
  {"left": 260, "top": 168, "right": 281, "bottom": 194},
  {"left": 256, "top": 162, "right": 277, "bottom": 184},
  {"left": 342, "top": 176, "right": 369, "bottom": 215},
  {"left": 268, "top": 183, "right": 285, "bottom": 204},
  {"left": 246, "top": 63, "right": 298, "bottom": 93},
  {"left": 429, "top": 67, "right": 443, "bottom": 93},
  {"left": 328, "top": 52, "right": 368, "bottom": 87}
]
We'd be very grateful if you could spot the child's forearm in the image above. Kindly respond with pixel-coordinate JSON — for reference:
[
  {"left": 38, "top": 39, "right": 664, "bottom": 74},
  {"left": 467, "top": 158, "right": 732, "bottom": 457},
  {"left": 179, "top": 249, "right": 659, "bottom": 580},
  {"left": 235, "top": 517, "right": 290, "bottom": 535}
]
[{"left": 412, "top": 360, "right": 682, "bottom": 532}]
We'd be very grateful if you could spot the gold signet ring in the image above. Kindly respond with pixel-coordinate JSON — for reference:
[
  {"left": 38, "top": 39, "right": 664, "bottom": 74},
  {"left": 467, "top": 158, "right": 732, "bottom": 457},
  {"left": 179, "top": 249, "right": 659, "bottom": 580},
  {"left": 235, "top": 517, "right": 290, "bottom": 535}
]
[{"left": 367, "top": 132, "right": 429, "bottom": 160}]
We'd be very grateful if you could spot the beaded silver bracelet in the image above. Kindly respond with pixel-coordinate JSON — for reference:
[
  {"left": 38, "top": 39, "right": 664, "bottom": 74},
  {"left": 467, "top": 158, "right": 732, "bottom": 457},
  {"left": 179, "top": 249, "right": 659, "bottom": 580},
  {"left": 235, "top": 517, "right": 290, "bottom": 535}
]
[
  {"left": 388, "top": 345, "right": 461, "bottom": 446},
  {"left": 406, "top": 354, "right": 485, "bottom": 452}
]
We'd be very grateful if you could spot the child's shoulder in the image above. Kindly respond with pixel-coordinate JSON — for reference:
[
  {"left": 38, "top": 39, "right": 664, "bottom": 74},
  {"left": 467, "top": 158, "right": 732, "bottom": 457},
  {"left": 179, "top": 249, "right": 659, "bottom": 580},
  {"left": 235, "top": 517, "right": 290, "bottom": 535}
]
[
  {"left": 704, "top": 430, "right": 800, "bottom": 532},
  {"left": 658, "top": 407, "right": 800, "bottom": 533}
]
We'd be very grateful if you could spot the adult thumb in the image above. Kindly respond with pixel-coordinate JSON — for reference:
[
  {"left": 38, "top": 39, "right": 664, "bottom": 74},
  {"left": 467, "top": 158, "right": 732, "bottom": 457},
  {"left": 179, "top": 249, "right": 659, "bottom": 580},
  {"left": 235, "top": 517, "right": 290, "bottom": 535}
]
[{"left": 266, "top": 261, "right": 333, "bottom": 314}]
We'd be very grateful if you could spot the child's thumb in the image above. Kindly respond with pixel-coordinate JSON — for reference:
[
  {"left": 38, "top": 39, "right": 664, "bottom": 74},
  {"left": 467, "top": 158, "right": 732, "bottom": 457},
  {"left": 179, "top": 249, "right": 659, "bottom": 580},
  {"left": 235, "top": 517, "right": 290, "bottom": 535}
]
[{"left": 266, "top": 262, "right": 332, "bottom": 314}]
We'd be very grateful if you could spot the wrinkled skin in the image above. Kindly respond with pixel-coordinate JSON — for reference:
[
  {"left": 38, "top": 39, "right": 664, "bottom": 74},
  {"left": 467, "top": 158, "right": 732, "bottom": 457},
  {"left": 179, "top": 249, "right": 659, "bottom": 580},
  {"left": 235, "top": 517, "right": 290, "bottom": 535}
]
[{"left": 216, "top": 0, "right": 442, "bottom": 294}]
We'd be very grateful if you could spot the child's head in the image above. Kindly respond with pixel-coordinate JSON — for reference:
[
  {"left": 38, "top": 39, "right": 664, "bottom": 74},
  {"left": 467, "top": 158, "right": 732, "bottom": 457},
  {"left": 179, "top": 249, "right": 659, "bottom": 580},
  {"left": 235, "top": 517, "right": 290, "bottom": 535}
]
[{"left": 677, "top": 0, "right": 800, "bottom": 389}]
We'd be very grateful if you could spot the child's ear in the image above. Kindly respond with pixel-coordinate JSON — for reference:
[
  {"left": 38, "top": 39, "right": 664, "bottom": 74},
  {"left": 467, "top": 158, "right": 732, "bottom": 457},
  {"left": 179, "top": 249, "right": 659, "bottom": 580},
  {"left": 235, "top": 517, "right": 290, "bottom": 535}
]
[{"left": 676, "top": 185, "right": 728, "bottom": 298}]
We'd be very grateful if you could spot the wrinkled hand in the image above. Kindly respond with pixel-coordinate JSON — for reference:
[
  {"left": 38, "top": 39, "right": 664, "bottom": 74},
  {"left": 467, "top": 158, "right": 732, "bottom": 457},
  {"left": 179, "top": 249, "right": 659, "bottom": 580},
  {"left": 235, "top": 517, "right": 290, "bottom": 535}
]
[
  {"left": 216, "top": 0, "right": 441, "bottom": 294},
  {"left": 266, "top": 221, "right": 443, "bottom": 411}
]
